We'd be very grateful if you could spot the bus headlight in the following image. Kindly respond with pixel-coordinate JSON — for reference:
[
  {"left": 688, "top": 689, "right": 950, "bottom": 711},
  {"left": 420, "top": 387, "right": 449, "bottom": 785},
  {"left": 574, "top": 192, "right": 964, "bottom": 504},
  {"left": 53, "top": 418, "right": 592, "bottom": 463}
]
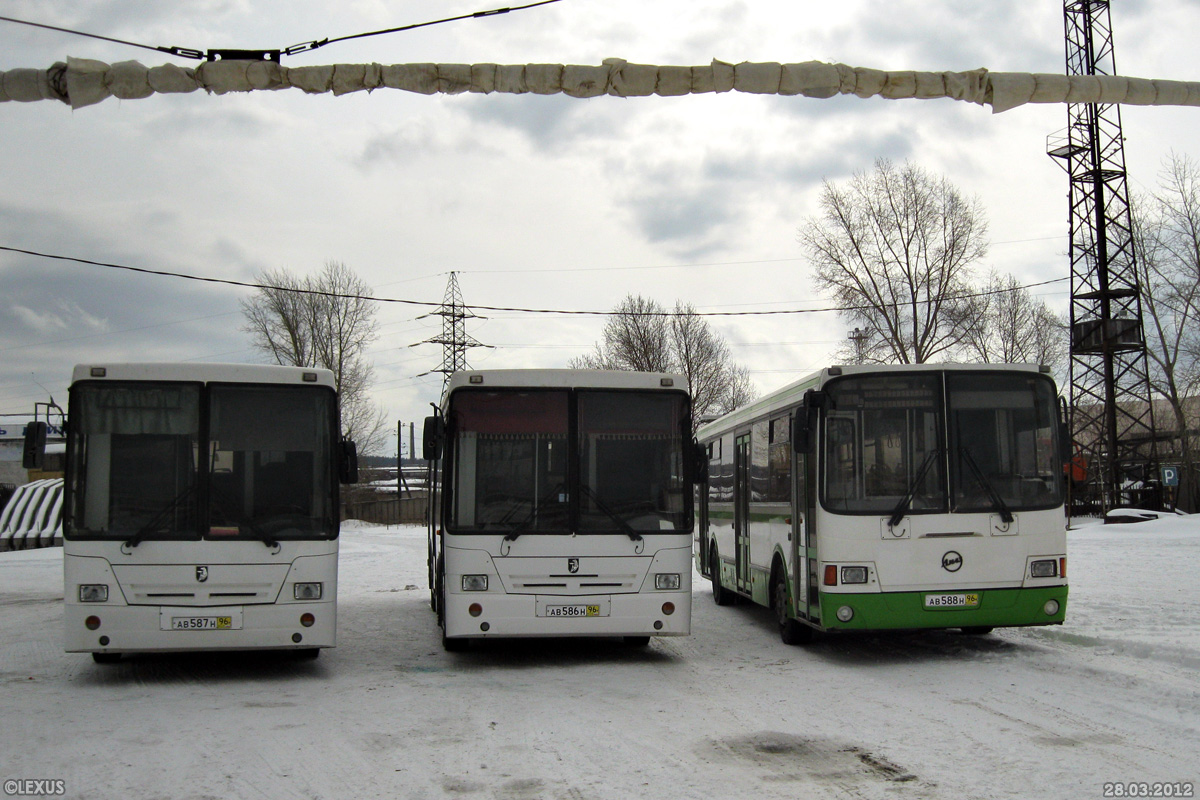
[
  {"left": 1030, "top": 560, "right": 1058, "bottom": 578},
  {"left": 836, "top": 605, "right": 855, "bottom": 623},
  {"left": 462, "top": 575, "right": 488, "bottom": 592},
  {"left": 293, "top": 582, "right": 323, "bottom": 601},
  {"left": 78, "top": 584, "right": 109, "bottom": 603},
  {"left": 654, "top": 573, "right": 681, "bottom": 590},
  {"left": 840, "top": 566, "right": 868, "bottom": 585}
]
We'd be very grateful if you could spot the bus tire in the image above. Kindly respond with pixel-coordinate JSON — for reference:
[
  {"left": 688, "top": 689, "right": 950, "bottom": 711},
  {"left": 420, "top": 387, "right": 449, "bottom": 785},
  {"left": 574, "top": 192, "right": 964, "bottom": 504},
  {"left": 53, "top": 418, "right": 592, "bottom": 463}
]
[
  {"left": 623, "top": 636, "right": 651, "bottom": 647},
  {"left": 959, "top": 626, "right": 994, "bottom": 636},
  {"left": 430, "top": 555, "right": 441, "bottom": 614},
  {"left": 295, "top": 647, "right": 320, "bottom": 660},
  {"left": 773, "top": 570, "right": 812, "bottom": 646},
  {"left": 442, "top": 631, "right": 469, "bottom": 652},
  {"left": 91, "top": 652, "right": 121, "bottom": 664},
  {"left": 437, "top": 562, "right": 468, "bottom": 652},
  {"left": 711, "top": 548, "right": 734, "bottom": 606}
]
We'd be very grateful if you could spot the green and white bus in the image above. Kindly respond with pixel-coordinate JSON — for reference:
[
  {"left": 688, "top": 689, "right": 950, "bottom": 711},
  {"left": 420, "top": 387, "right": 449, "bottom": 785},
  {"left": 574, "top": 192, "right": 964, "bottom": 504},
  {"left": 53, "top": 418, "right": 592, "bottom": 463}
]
[{"left": 696, "top": 364, "right": 1068, "bottom": 643}]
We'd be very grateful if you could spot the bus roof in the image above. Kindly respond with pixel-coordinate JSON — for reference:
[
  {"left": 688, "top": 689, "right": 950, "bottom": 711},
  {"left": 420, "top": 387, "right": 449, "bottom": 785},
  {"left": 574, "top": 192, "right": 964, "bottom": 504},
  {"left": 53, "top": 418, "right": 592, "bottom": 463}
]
[
  {"left": 697, "top": 362, "right": 1053, "bottom": 441},
  {"left": 444, "top": 369, "right": 687, "bottom": 395},
  {"left": 70, "top": 363, "right": 337, "bottom": 389}
]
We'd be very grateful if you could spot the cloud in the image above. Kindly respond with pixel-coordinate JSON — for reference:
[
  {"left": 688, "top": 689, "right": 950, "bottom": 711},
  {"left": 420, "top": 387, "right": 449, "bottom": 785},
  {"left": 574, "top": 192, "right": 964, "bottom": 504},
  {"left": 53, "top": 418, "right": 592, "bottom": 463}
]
[
  {"left": 9, "top": 305, "right": 64, "bottom": 334},
  {"left": 7, "top": 301, "right": 108, "bottom": 335},
  {"left": 846, "top": 3, "right": 1061, "bottom": 73},
  {"left": 594, "top": 99, "right": 921, "bottom": 258},
  {"left": 0, "top": 246, "right": 247, "bottom": 410},
  {"left": 461, "top": 94, "right": 590, "bottom": 150}
]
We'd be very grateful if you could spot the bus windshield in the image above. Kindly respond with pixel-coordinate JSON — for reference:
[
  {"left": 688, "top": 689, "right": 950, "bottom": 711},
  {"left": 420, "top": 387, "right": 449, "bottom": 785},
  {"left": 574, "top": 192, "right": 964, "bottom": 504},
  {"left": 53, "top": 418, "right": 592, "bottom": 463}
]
[
  {"left": 207, "top": 385, "right": 337, "bottom": 541},
  {"left": 947, "top": 372, "right": 1063, "bottom": 513},
  {"left": 823, "top": 374, "right": 945, "bottom": 515},
  {"left": 69, "top": 383, "right": 201, "bottom": 540},
  {"left": 821, "top": 371, "right": 1063, "bottom": 516},
  {"left": 578, "top": 390, "right": 688, "bottom": 533},
  {"left": 67, "top": 382, "right": 337, "bottom": 541},
  {"left": 447, "top": 388, "right": 690, "bottom": 534}
]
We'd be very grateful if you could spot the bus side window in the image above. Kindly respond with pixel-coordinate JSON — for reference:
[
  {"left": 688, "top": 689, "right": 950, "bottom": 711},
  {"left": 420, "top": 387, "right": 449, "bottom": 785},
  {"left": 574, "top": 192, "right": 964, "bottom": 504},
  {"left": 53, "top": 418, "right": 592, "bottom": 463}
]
[{"left": 768, "top": 415, "right": 791, "bottom": 505}]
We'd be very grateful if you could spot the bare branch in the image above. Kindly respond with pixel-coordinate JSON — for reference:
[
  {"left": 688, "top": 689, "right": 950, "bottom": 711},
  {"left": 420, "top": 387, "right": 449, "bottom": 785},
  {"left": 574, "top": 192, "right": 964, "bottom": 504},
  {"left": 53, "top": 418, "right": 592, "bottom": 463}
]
[
  {"left": 800, "top": 159, "right": 987, "bottom": 364},
  {"left": 240, "top": 260, "right": 386, "bottom": 453}
]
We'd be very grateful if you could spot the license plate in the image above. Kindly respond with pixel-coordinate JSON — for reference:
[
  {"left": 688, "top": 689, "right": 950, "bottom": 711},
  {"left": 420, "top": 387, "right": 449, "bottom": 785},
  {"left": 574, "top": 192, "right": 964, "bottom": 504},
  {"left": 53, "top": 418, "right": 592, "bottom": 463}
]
[
  {"left": 543, "top": 604, "right": 603, "bottom": 618},
  {"left": 924, "top": 592, "right": 980, "bottom": 609},
  {"left": 167, "top": 616, "right": 239, "bottom": 631}
]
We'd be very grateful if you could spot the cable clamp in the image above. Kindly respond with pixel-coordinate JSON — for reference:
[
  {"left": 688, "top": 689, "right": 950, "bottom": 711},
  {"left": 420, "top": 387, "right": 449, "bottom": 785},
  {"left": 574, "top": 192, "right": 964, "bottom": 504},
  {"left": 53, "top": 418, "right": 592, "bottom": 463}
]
[
  {"left": 205, "top": 48, "right": 282, "bottom": 63},
  {"left": 284, "top": 39, "right": 329, "bottom": 56}
]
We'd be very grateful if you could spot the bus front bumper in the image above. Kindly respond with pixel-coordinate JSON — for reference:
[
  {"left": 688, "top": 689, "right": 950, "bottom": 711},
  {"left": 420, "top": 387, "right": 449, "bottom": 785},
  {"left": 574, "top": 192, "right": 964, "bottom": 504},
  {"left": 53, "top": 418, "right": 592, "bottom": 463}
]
[
  {"left": 817, "top": 585, "right": 1068, "bottom": 632},
  {"left": 64, "top": 600, "right": 337, "bottom": 654},
  {"left": 443, "top": 591, "right": 691, "bottom": 639}
]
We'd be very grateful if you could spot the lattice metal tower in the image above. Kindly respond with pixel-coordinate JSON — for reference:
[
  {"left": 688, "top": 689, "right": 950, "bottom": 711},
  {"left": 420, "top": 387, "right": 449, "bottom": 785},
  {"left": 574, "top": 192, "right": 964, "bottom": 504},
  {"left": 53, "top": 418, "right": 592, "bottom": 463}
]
[
  {"left": 1047, "top": 0, "right": 1158, "bottom": 512},
  {"left": 414, "top": 272, "right": 489, "bottom": 388}
]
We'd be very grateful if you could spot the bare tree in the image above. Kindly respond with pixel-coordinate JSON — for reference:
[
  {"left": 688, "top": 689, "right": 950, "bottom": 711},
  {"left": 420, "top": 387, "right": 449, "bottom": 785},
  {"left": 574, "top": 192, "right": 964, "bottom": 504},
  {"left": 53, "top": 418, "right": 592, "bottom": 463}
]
[
  {"left": 571, "top": 295, "right": 673, "bottom": 372},
  {"left": 571, "top": 294, "right": 756, "bottom": 428},
  {"left": 960, "top": 271, "right": 1068, "bottom": 373},
  {"left": 669, "top": 302, "right": 733, "bottom": 422},
  {"left": 1134, "top": 153, "right": 1200, "bottom": 509},
  {"left": 715, "top": 362, "right": 757, "bottom": 416},
  {"left": 241, "top": 260, "right": 387, "bottom": 454},
  {"left": 800, "top": 159, "right": 988, "bottom": 364}
]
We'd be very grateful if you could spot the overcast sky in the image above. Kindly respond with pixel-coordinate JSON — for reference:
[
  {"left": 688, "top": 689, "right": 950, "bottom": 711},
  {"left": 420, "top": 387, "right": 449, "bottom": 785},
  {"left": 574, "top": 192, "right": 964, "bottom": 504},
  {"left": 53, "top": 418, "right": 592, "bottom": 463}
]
[{"left": 2, "top": 0, "right": 1199, "bottom": 454}]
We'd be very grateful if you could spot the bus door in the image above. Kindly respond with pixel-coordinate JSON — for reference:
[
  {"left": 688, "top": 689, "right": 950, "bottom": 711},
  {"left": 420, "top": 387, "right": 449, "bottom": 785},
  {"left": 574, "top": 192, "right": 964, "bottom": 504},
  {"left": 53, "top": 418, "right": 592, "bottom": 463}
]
[
  {"left": 734, "top": 432, "right": 751, "bottom": 594},
  {"left": 792, "top": 447, "right": 808, "bottom": 619}
]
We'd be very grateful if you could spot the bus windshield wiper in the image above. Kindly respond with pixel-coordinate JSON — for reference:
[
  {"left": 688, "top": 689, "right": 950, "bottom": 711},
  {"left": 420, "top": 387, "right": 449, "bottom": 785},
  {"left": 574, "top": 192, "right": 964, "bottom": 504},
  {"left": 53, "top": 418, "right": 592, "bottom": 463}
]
[
  {"left": 124, "top": 484, "right": 196, "bottom": 548},
  {"left": 888, "top": 448, "right": 941, "bottom": 529},
  {"left": 579, "top": 484, "right": 642, "bottom": 542},
  {"left": 240, "top": 518, "right": 280, "bottom": 549},
  {"left": 503, "top": 483, "right": 566, "bottom": 542},
  {"left": 959, "top": 448, "right": 1014, "bottom": 524},
  {"left": 210, "top": 488, "right": 280, "bottom": 548}
]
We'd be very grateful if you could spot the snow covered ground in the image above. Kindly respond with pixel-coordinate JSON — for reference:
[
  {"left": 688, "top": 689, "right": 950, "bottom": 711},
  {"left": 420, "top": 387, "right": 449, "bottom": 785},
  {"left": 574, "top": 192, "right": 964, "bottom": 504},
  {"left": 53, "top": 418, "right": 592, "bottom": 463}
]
[{"left": 1, "top": 517, "right": 1197, "bottom": 800}]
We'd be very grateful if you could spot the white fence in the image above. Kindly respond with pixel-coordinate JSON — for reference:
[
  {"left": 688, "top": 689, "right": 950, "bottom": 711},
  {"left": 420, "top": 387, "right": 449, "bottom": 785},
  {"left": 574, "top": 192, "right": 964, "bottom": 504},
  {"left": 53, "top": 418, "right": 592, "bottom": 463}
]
[{"left": 0, "top": 478, "right": 63, "bottom": 551}]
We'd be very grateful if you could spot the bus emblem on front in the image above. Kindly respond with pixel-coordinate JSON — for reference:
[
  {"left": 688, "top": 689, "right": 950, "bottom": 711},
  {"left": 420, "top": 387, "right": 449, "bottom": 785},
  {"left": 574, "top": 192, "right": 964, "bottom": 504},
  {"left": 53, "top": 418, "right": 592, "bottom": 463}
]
[
  {"left": 568, "top": 558, "right": 579, "bottom": 574},
  {"left": 196, "top": 566, "right": 209, "bottom": 583},
  {"left": 941, "top": 552, "right": 963, "bottom": 573}
]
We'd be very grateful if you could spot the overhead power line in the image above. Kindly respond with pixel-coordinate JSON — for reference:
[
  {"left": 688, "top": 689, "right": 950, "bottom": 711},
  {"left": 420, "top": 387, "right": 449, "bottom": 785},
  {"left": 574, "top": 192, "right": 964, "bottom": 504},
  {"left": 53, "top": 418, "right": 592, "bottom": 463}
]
[
  {"left": 0, "top": 243, "right": 1069, "bottom": 319},
  {"left": 0, "top": 1, "right": 563, "bottom": 62}
]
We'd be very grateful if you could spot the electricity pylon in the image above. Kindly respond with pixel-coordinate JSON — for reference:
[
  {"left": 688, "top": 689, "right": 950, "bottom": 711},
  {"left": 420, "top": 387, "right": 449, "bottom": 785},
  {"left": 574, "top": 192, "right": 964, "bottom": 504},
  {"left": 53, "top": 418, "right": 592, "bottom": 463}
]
[
  {"left": 412, "top": 272, "right": 490, "bottom": 389},
  {"left": 1047, "top": 0, "right": 1159, "bottom": 512}
]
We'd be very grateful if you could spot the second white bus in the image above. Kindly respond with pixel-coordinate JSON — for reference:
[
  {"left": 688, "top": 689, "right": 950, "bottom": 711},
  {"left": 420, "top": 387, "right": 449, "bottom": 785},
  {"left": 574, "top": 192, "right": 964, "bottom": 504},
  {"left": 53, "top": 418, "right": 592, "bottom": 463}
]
[{"left": 424, "top": 370, "right": 699, "bottom": 650}]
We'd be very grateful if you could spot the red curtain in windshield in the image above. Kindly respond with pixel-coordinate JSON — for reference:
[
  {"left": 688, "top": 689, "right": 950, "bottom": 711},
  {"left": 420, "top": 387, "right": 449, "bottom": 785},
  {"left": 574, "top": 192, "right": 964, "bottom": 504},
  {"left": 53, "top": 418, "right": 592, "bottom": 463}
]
[{"left": 450, "top": 390, "right": 568, "bottom": 435}]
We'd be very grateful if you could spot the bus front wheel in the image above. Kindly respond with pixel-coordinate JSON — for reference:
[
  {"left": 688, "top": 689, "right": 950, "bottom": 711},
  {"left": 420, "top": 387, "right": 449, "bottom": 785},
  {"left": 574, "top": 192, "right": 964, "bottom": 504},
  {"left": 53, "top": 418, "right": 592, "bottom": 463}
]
[
  {"left": 773, "top": 572, "right": 812, "bottom": 646},
  {"left": 438, "top": 563, "right": 469, "bottom": 652},
  {"left": 711, "top": 548, "right": 734, "bottom": 606}
]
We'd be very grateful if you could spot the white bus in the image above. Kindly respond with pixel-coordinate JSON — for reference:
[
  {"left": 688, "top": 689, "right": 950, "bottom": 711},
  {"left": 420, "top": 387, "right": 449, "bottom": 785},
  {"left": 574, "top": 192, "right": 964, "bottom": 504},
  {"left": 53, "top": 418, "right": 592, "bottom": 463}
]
[
  {"left": 48, "top": 363, "right": 356, "bottom": 662},
  {"left": 696, "top": 364, "right": 1068, "bottom": 643},
  {"left": 424, "top": 370, "right": 699, "bottom": 650}
]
